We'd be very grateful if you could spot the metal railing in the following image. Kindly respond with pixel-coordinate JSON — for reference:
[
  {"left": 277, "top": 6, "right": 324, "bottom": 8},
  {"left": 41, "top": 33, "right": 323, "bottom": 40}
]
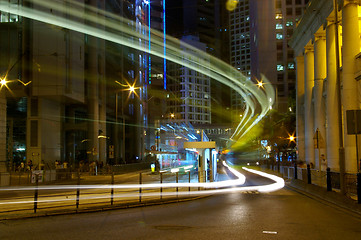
[
  {"left": 0, "top": 169, "right": 209, "bottom": 217},
  {"left": 264, "top": 164, "right": 360, "bottom": 203}
]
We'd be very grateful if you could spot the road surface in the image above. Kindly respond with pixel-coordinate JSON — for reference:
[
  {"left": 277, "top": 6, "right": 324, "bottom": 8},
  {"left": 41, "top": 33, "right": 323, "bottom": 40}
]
[{"left": 1, "top": 170, "right": 361, "bottom": 240}]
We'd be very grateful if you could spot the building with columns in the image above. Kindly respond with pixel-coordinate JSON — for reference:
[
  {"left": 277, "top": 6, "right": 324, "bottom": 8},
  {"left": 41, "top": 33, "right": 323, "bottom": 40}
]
[{"left": 289, "top": 0, "right": 361, "bottom": 173}]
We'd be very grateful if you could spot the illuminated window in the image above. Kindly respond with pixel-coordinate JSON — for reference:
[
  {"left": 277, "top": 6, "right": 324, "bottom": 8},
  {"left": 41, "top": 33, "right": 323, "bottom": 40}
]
[
  {"left": 276, "top": 14, "right": 283, "bottom": 19},
  {"left": 286, "top": 21, "right": 294, "bottom": 27},
  {"left": 276, "top": 33, "right": 283, "bottom": 39},
  {"left": 288, "top": 63, "right": 295, "bottom": 69},
  {"left": 277, "top": 65, "right": 284, "bottom": 71},
  {"left": 276, "top": 23, "right": 283, "bottom": 30}
]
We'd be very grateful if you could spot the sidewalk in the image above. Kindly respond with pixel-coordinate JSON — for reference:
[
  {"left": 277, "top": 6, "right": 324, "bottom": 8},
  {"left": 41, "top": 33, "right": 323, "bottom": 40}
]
[
  {"left": 253, "top": 166, "right": 361, "bottom": 217},
  {"left": 286, "top": 178, "right": 361, "bottom": 216}
]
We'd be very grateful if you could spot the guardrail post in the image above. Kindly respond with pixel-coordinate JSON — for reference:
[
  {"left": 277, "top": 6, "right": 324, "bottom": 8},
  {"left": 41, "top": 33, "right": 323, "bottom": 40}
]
[
  {"left": 176, "top": 172, "right": 179, "bottom": 198},
  {"left": 307, "top": 164, "right": 312, "bottom": 184},
  {"left": 327, "top": 167, "right": 332, "bottom": 191},
  {"left": 188, "top": 171, "right": 191, "bottom": 192},
  {"left": 294, "top": 163, "right": 298, "bottom": 180},
  {"left": 111, "top": 171, "right": 114, "bottom": 206},
  {"left": 34, "top": 174, "right": 39, "bottom": 213},
  {"left": 76, "top": 171, "right": 80, "bottom": 209},
  {"left": 198, "top": 171, "right": 200, "bottom": 191},
  {"left": 139, "top": 172, "right": 142, "bottom": 203},
  {"left": 357, "top": 173, "right": 361, "bottom": 204},
  {"left": 160, "top": 172, "right": 163, "bottom": 200}
]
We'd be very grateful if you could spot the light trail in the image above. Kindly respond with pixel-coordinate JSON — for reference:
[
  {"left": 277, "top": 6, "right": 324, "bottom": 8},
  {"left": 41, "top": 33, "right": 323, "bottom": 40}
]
[
  {"left": 0, "top": 165, "right": 284, "bottom": 207},
  {"left": 0, "top": 161, "right": 245, "bottom": 192},
  {"left": 0, "top": 0, "right": 275, "bottom": 142}
]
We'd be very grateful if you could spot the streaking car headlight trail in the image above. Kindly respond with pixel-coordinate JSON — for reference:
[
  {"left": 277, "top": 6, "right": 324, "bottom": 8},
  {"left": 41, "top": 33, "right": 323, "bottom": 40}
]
[
  {"left": 0, "top": 0, "right": 275, "bottom": 143},
  {"left": 0, "top": 161, "right": 245, "bottom": 192},
  {"left": 0, "top": 164, "right": 284, "bottom": 207}
]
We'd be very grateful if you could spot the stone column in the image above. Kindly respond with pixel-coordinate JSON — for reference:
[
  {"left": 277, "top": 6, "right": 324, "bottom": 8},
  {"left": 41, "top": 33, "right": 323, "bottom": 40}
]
[
  {"left": 313, "top": 33, "right": 327, "bottom": 170},
  {"left": 342, "top": 1, "right": 359, "bottom": 172},
  {"left": 325, "top": 17, "right": 340, "bottom": 171},
  {"left": 304, "top": 45, "right": 315, "bottom": 166},
  {"left": 295, "top": 56, "right": 305, "bottom": 162}
]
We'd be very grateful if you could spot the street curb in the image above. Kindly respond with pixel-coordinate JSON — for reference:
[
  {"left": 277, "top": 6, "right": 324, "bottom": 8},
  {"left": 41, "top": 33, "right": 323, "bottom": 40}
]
[
  {"left": 286, "top": 179, "right": 361, "bottom": 217},
  {"left": 0, "top": 195, "right": 209, "bottom": 221}
]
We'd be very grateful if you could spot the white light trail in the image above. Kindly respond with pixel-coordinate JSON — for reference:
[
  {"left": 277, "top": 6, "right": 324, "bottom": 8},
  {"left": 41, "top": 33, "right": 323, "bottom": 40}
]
[
  {"left": 0, "top": 164, "right": 285, "bottom": 208},
  {"left": 0, "top": 161, "right": 245, "bottom": 192},
  {"left": 0, "top": 0, "right": 275, "bottom": 143}
]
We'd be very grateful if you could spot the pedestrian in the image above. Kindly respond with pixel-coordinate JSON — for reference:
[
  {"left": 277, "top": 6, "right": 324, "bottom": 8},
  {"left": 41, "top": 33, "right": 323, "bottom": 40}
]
[{"left": 28, "top": 160, "right": 33, "bottom": 171}]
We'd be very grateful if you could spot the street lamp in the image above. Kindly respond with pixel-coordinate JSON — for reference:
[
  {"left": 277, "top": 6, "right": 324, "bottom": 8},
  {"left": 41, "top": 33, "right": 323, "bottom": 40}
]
[
  {"left": 115, "top": 80, "right": 139, "bottom": 164},
  {"left": 288, "top": 134, "right": 296, "bottom": 144},
  {"left": 0, "top": 78, "right": 7, "bottom": 86},
  {"left": 257, "top": 80, "right": 264, "bottom": 88}
]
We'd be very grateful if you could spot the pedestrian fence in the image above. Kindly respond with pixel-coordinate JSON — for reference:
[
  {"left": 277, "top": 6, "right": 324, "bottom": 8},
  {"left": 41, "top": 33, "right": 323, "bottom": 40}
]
[
  {"left": 264, "top": 165, "right": 360, "bottom": 203},
  {"left": 0, "top": 170, "right": 213, "bottom": 216}
]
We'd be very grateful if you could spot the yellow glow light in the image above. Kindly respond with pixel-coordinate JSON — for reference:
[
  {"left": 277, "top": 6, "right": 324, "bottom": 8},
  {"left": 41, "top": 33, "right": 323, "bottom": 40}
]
[
  {"left": 288, "top": 134, "right": 295, "bottom": 142},
  {"left": 226, "top": 0, "right": 239, "bottom": 11},
  {"left": 129, "top": 86, "right": 135, "bottom": 93},
  {"left": 0, "top": 78, "right": 7, "bottom": 86}
]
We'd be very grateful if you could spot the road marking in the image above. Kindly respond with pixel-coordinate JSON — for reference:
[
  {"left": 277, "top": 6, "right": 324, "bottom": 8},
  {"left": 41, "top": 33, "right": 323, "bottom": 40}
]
[{"left": 262, "top": 231, "right": 278, "bottom": 235}]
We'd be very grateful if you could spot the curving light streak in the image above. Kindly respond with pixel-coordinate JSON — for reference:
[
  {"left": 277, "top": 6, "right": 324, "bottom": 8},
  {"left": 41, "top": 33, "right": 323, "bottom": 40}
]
[
  {"left": 0, "top": 0, "right": 275, "bottom": 143},
  {"left": 0, "top": 161, "right": 245, "bottom": 192},
  {"left": 0, "top": 165, "right": 284, "bottom": 209},
  {"left": 0, "top": 168, "right": 284, "bottom": 208},
  {"left": 241, "top": 167, "right": 285, "bottom": 192}
]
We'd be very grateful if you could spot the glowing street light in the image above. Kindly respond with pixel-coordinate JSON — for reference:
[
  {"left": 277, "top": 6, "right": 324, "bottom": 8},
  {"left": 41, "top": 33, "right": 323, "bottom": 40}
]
[
  {"left": 129, "top": 85, "right": 135, "bottom": 93},
  {"left": 0, "top": 77, "right": 7, "bottom": 86},
  {"left": 257, "top": 80, "right": 264, "bottom": 88},
  {"left": 288, "top": 134, "right": 295, "bottom": 143},
  {"left": 114, "top": 79, "right": 141, "bottom": 164}
]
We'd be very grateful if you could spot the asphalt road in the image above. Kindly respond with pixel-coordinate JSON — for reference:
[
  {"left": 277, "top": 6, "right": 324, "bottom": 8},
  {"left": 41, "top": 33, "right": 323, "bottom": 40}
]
[{"left": 1, "top": 169, "right": 361, "bottom": 240}]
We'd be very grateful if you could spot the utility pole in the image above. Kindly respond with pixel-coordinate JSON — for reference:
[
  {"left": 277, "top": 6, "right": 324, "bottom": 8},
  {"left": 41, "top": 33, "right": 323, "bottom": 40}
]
[{"left": 334, "top": 0, "right": 346, "bottom": 194}]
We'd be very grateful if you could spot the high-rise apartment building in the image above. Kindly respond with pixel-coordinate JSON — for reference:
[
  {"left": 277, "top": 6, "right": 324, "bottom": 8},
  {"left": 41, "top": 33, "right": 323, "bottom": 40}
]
[
  {"left": 166, "top": 0, "right": 231, "bottom": 125},
  {"left": 274, "top": 0, "right": 309, "bottom": 110},
  {"left": 229, "top": 0, "right": 309, "bottom": 116},
  {"left": 167, "top": 35, "right": 211, "bottom": 125}
]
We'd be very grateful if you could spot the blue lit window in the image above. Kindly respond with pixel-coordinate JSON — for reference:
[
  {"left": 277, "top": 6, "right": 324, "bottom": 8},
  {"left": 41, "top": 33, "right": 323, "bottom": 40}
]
[
  {"left": 277, "top": 65, "right": 284, "bottom": 71},
  {"left": 288, "top": 63, "right": 295, "bottom": 69},
  {"left": 286, "top": 21, "right": 293, "bottom": 27},
  {"left": 276, "top": 33, "right": 283, "bottom": 40},
  {"left": 276, "top": 23, "right": 283, "bottom": 30}
]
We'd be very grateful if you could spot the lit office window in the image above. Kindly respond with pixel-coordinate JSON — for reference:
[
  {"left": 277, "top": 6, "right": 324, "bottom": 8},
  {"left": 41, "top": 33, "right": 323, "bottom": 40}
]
[
  {"left": 276, "top": 33, "right": 283, "bottom": 39},
  {"left": 286, "top": 20, "right": 294, "bottom": 27},
  {"left": 276, "top": 23, "right": 283, "bottom": 30},
  {"left": 277, "top": 64, "right": 284, "bottom": 71}
]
